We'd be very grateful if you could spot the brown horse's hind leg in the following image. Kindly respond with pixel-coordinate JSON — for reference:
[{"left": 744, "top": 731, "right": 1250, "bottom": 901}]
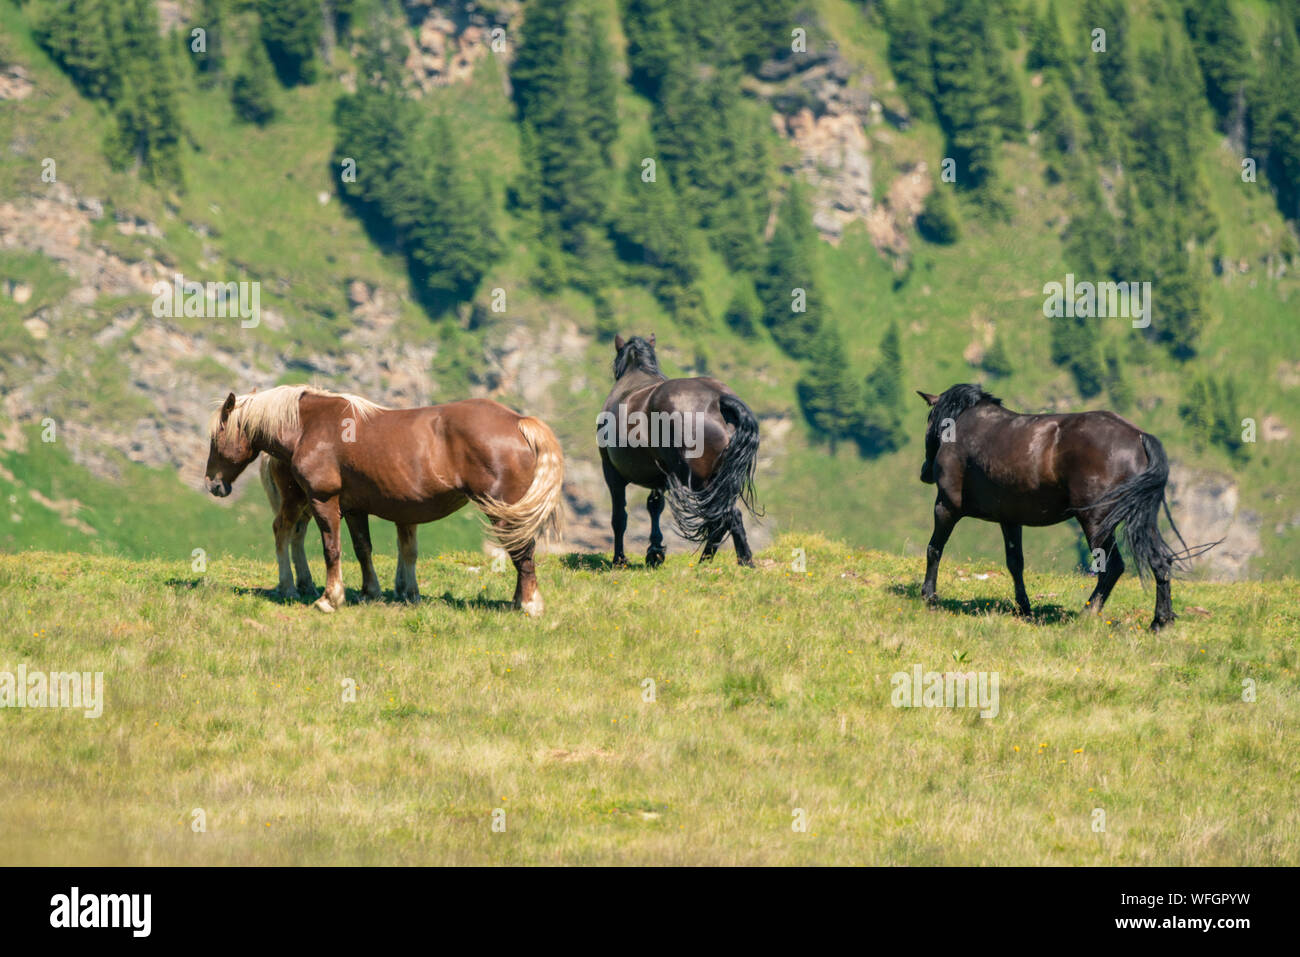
[
  {"left": 500, "top": 528, "right": 542, "bottom": 617},
  {"left": 309, "top": 496, "right": 346, "bottom": 613},
  {"left": 344, "top": 511, "right": 382, "bottom": 601},
  {"left": 922, "top": 500, "right": 959, "bottom": 605},
  {"left": 395, "top": 524, "right": 419, "bottom": 603},
  {"left": 646, "top": 489, "right": 666, "bottom": 567},
  {"left": 999, "top": 522, "right": 1032, "bottom": 616}
]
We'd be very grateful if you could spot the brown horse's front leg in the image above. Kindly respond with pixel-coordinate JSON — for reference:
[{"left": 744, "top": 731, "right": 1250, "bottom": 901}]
[
  {"left": 290, "top": 511, "right": 316, "bottom": 597},
  {"left": 309, "top": 496, "right": 346, "bottom": 613},
  {"left": 271, "top": 504, "right": 298, "bottom": 598}
]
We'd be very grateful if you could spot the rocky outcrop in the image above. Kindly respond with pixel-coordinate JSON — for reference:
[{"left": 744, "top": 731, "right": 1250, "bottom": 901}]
[
  {"left": 399, "top": 0, "right": 519, "bottom": 95},
  {"left": 755, "top": 33, "right": 925, "bottom": 251},
  {"left": 1167, "top": 464, "right": 1261, "bottom": 581}
]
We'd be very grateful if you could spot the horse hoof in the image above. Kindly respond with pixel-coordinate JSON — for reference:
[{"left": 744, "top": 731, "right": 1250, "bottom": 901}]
[
  {"left": 645, "top": 549, "right": 665, "bottom": 568},
  {"left": 297, "top": 584, "right": 317, "bottom": 599},
  {"left": 360, "top": 589, "right": 383, "bottom": 603},
  {"left": 737, "top": 556, "right": 755, "bottom": 568},
  {"left": 612, "top": 556, "right": 629, "bottom": 569},
  {"left": 313, "top": 597, "right": 336, "bottom": 614},
  {"left": 519, "top": 594, "right": 544, "bottom": 617},
  {"left": 1149, "top": 616, "right": 1174, "bottom": 632}
]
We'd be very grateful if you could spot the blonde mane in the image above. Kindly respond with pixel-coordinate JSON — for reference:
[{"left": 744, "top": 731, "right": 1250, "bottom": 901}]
[{"left": 210, "top": 385, "right": 388, "bottom": 443}]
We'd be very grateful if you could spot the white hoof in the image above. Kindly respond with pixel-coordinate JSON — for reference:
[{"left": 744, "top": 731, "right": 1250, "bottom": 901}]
[
  {"left": 313, "top": 596, "right": 336, "bottom": 614},
  {"left": 520, "top": 594, "right": 544, "bottom": 618}
]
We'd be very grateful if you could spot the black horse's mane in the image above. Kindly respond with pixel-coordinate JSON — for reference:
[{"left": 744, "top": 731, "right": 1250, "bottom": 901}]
[
  {"left": 614, "top": 336, "right": 662, "bottom": 380},
  {"left": 928, "top": 384, "right": 1002, "bottom": 439}
]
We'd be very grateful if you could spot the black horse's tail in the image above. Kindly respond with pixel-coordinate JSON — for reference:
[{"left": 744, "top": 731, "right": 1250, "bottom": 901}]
[
  {"left": 665, "top": 394, "right": 762, "bottom": 546},
  {"left": 1090, "top": 433, "right": 1214, "bottom": 581}
]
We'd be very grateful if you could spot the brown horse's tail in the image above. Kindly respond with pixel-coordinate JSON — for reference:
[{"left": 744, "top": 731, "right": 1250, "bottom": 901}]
[{"left": 476, "top": 416, "right": 566, "bottom": 555}]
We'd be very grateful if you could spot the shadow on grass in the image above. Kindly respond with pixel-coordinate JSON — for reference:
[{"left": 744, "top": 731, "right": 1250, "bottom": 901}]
[
  {"left": 887, "top": 582, "right": 1076, "bottom": 625},
  {"left": 434, "top": 591, "right": 517, "bottom": 612},
  {"left": 219, "top": 582, "right": 521, "bottom": 612},
  {"left": 557, "top": 552, "right": 669, "bottom": 572},
  {"left": 559, "top": 553, "right": 613, "bottom": 571}
]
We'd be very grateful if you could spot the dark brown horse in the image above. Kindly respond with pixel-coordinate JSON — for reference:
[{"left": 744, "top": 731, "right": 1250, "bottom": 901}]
[
  {"left": 599, "top": 335, "right": 760, "bottom": 567},
  {"left": 916, "top": 384, "right": 1204, "bottom": 631},
  {"left": 204, "top": 386, "right": 564, "bottom": 615}
]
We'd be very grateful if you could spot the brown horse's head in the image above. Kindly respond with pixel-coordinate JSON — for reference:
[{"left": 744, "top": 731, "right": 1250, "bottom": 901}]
[{"left": 204, "top": 392, "right": 256, "bottom": 497}]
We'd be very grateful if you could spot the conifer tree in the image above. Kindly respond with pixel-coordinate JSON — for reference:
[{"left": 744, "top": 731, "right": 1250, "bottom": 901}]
[
  {"left": 231, "top": 32, "right": 277, "bottom": 125},
  {"left": 1184, "top": 0, "right": 1250, "bottom": 137},
  {"left": 259, "top": 0, "right": 322, "bottom": 86},
  {"left": 760, "top": 186, "right": 824, "bottom": 358}
]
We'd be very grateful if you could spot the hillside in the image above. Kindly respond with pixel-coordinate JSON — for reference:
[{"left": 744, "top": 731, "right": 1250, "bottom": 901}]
[
  {"left": 0, "top": 0, "right": 1297, "bottom": 578},
  {"left": 2, "top": 542, "right": 1297, "bottom": 865}
]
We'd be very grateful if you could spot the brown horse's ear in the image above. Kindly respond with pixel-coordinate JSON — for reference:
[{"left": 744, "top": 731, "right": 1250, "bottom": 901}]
[
  {"left": 648, "top": 332, "right": 655, "bottom": 347},
  {"left": 917, "top": 391, "right": 939, "bottom": 406},
  {"left": 219, "top": 392, "right": 236, "bottom": 428},
  {"left": 614, "top": 334, "right": 626, "bottom": 351}
]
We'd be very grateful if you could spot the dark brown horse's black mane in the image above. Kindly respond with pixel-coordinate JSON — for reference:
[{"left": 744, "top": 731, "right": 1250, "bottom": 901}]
[
  {"left": 614, "top": 336, "right": 662, "bottom": 380},
  {"left": 928, "top": 384, "right": 1002, "bottom": 440}
]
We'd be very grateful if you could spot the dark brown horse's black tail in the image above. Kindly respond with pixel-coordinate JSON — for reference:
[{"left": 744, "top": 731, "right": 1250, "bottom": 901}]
[
  {"left": 1090, "top": 433, "right": 1215, "bottom": 581},
  {"left": 665, "top": 394, "right": 762, "bottom": 546}
]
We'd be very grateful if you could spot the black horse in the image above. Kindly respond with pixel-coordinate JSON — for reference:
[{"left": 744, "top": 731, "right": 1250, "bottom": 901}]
[
  {"left": 599, "top": 334, "right": 761, "bottom": 567},
  {"left": 916, "top": 384, "right": 1205, "bottom": 631}
]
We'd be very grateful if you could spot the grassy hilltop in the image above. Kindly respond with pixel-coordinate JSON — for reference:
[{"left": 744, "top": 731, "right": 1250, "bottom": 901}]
[{"left": 2, "top": 540, "right": 1296, "bottom": 865}]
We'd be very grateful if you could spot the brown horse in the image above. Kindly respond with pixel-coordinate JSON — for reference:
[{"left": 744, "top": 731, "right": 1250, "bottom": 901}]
[
  {"left": 916, "top": 384, "right": 1208, "bottom": 630},
  {"left": 204, "top": 386, "right": 564, "bottom": 615},
  {"left": 599, "top": 334, "right": 760, "bottom": 567}
]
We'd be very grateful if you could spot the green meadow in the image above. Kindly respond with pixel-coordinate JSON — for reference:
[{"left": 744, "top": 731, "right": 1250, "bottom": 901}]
[{"left": 2, "top": 538, "right": 1295, "bottom": 865}]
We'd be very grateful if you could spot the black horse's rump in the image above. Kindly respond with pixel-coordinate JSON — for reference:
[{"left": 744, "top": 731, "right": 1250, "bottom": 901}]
[
  {"left": 664, "top": 392, "right": 762, "bottom": 544},
  {"left": 1079, "top": 432, "right": 1216, "bottom": 582},
  {"left": 600, "top": 334, "right": 761, "bottom": 566}
]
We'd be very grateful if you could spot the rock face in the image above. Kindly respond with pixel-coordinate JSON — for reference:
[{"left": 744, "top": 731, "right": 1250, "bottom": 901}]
[
  {"left": 756, "top": 34, "right": 926, "bottom": 251},
  {"left": 399, "top": 0, "right": 520, "bottom": 95},
  {"left": 0, "top": 64, "right": 34, "bottom": 101},
  {"left": 1167, "top": 464, "right": 1261, "bottom": 581}
]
